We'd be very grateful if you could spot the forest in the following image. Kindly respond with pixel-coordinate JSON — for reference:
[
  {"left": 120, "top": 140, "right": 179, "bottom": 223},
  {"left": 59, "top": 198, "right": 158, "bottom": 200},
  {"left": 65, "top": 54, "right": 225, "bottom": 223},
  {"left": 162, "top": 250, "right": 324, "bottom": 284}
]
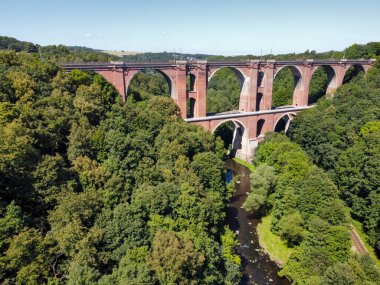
[
  {"left": 242, "top": 55, "right": 380, "bottom": 284},
  {"left": 0, "top": 50, "right": 242, "bottom": 284},
  {"left": 0, "top": 36, "right": 380, "bottom": 284},
  {"left": 0, "top": 36, "right": 118, "bottom": 63}
]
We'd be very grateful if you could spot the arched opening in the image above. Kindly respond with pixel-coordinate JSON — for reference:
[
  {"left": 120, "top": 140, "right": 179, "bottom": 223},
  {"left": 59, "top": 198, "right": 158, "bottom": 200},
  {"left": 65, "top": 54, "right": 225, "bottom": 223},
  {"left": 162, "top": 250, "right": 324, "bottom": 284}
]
[
  {"left": 187, "top": 98, "right": 196, "bottom": 118},
  {"left": 257, "top": 71, "right": 265, "bottom": 87},
  {"left": 126, "top": 69, "right": 172, "bottom": 102},
  {"left": 207, "top": 67, "right": 245, "bottom": 114},
  {"left": 272, "top": 66, "right": 302, "bottom": 108},
  {"left": 187, "top": 73, "right": 196, "bottom": 92},
  {"left": 256, "top": 119, "right": 265, "bottom": 137},
  {"left": 343, "top": 65, "right": 365, "bottom": 84},
  {"left": 213, "top": 120, "right": 246, "bottom": 158},
  {"left": 308, "top": 65, "right": 336, "bottom": 105},
  {"left": 256, "top": 92, "right": 264, "bottom": 111},
  {"left": 274, "top": 114, "right": 293, "bottom": 133}
]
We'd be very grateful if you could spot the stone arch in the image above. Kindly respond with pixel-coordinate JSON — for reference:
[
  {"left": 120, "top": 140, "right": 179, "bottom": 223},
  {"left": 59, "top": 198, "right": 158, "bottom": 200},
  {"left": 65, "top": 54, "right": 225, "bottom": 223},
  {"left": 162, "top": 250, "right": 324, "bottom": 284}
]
[
  {"left": 274, "top": 113, "right": 296, "bottom": 133},
  {"left": 256, "top": 92, "right": 264, "bottom": 111},
  {"left": 207, "top": 67, "right": 248, "bottom": 112},
  {"left": 275, "top": 65, "right": 303, "bottom": 88},
  {"left": 343, "top": 64, "right": 366, "bottom": 84},
  {"left": 125, "top": 68, "right": 176, "bottom": 100},
  {"left": 256, "top": 119, "right": 265, "bottom": 137},
  {"left": 208, "top": 67, "right": 247, "bottom": 89},
  {"left": 212, "top": 119, "right": 248, "bottom": 159},
  {"left": 273, "top": 65, "right": 303, "bottom": 107},
  {"left": 308, "top": 65, "right": 337, "bottom": 104}
]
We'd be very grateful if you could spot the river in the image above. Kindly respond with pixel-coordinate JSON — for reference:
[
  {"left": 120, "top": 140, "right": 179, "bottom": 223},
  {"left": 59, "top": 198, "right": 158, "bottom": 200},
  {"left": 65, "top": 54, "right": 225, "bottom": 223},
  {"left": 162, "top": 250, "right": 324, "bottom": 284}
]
[{"left": 224, "top": 159, "right": 290, "bottom": 285}]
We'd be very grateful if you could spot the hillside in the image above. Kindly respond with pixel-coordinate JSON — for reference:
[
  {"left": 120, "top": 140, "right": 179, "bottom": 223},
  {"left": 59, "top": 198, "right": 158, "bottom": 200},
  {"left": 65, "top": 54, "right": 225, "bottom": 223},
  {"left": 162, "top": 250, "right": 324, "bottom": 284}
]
[{"left": 0, "top": 36, "right": 120, "bottom": 63}]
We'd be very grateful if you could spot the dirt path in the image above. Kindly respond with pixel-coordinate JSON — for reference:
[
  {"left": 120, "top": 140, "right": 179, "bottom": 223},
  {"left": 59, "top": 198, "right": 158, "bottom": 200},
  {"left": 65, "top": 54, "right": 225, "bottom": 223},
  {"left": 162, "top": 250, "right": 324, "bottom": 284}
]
[{"left": 350, "top": 227, "right": 368, "bottom": 254}]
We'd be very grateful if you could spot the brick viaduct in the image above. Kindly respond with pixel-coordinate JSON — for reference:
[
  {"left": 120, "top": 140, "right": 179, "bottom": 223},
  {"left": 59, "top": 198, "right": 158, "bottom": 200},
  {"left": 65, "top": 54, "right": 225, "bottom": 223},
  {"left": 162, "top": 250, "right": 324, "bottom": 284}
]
[{"left": 63, "top": 59, "right": 375, "bottom": 161}]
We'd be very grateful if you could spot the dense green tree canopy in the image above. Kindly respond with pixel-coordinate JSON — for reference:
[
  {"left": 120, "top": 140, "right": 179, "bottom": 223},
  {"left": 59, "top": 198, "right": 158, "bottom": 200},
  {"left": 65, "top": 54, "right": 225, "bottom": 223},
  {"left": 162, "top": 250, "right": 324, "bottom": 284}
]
[
  {"left": 289, "top": 62, "right": 380, "bottom": 254},
  {"left": 0, "top": 50, "right": 240, "bottom": 284},
  {"left": 251, "top": 133, "right": 379, "bottom": 284}
]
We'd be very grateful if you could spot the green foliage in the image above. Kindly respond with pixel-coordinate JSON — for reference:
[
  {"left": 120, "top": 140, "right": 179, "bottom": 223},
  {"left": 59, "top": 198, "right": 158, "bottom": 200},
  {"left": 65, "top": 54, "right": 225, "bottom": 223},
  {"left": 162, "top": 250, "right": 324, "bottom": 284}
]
[
  {"left": 0, "top": 36, "right": 119, "bottom": 63},
  {"left": 321, "top": 255, "right": 380, "bottom": 285},
  {"left": 345, "top": 42, "right": 380, "bottom": 59},
  {"left": 0, "top": 36, "right": 38, "bottom": 53},
  {"left": 127, "top": 69, "right": 170, "bottom": 102},
  {"left": 253, "top": 134, "right": 365, "bottom": 283},
  {"left": 0, "top": 202, "right": 25, "bottom": 252},
  {"left": 148, "top": 230, "right": 205, "bottom": 285},
  {"left": 309, "top": 67, "right": 329, "bottom": 104},
  {"left": 221, "top": 227, "right": 242, "bottom": 284},
  {"left": 0, "top": 228, "right": 49, "bottom": 284},
  {"left": 278, "top": 212, "right": 305, "bottom": 245},
  {"left": 243, "top": 164, "right": 275, "bottom": 213},
  {"left": 289, "top": 63, "right": 380, "bottom": 254},
  {"left": 0, "top": 51, "right": 236, "bottom": 284}
]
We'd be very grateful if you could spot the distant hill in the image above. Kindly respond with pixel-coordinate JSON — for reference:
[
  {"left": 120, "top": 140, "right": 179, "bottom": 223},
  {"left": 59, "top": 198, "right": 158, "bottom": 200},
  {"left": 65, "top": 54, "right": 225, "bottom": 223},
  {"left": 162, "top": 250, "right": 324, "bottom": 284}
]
[
  {"left": 0, "top": 36, "right": 120, "bottom": 63},
  {"left": 1, "top": 35, "right": 379, "bottom": 62},
  {"left": 0, "top": 35, "right": 39, "bottom": 52},
  {"left": 120, "top": 43, "right": 380, "bottom": 62}
]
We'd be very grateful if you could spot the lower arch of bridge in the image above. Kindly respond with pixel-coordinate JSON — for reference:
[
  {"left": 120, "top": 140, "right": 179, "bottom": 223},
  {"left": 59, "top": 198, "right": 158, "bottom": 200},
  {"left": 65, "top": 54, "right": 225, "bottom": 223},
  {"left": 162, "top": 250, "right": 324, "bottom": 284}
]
[
  {"left": 274, "top": 113, "right": 295, "bottom": 133},
  {"left": 308, "top": 65, "right": 336, "bottom": 105},
  {"left": 273, "top": 66, "right": 303, "bottom": 108},
  {"left": 126, "top": 69, "right": 174, "bottom": 101},
  {"left": 206, "top": 67, "right": 246, "bottom": 114},
  {"left": 213, "top": 119, "right": 248, "bottom": 159},
  {"left": 343, "top": 64, "right": 365, "bottom": 84}
]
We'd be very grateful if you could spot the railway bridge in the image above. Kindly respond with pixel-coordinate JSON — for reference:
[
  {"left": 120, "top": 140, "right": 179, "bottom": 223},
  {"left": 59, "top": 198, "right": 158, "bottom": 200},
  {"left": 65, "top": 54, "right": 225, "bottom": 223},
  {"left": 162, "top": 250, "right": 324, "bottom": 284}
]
[{"left": 63, "top": 59, "right": 375, "bottom": 161}]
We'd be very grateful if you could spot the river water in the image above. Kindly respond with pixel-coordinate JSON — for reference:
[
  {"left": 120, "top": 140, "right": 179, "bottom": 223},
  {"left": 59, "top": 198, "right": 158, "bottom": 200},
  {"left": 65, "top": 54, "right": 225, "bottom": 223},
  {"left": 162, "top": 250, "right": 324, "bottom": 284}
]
[{"left": 224, "top": 159, "right": 290, "bottom": 285}]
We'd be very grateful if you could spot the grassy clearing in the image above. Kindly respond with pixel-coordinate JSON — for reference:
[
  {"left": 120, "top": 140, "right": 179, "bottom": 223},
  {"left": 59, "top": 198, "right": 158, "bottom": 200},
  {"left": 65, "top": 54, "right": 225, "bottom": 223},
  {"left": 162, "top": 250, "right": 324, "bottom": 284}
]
[
  {"left": 257, "top": 213, "right": 294, "bottom": 266},
  {"left": 351, "top": 219, "right": 380, "bottom": 270},
  {"left": 233, "top": 158, "right": 255, "bottom": 172}
]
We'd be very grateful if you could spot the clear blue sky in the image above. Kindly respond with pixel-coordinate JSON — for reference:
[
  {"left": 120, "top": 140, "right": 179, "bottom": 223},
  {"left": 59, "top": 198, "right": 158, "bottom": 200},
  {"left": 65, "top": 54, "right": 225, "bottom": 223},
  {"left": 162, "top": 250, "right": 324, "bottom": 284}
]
[{"left": 1, "top": 0, "right": 379, "bottom": 55}]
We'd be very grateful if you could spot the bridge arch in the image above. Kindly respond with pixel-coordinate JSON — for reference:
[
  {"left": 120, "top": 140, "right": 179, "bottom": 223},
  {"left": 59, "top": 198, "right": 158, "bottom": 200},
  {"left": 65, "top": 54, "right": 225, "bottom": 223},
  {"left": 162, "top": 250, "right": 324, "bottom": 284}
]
[
  {"left": 125, "top": 68, "right": 177, "bottom": 101},
  {"left": 308, "top": 65, "right": 337, "bottom": 104},
  {"left": 212, "top": 118, "right": 248, "bottom": 159},
  {"left": 273, "top": 65, "right": 304, "bottom": 108},
  {"left": 274, "top": 113, "right": 296, "bottom": 133},
  {"left": 207, "top": 67, "right": 248, "bottom": 113},
  {"left": 208, "top": 67, "right": 247, "bottom": 88},
  {"left": 343, "top": 64, "right": 366, "bottom": 84}
]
